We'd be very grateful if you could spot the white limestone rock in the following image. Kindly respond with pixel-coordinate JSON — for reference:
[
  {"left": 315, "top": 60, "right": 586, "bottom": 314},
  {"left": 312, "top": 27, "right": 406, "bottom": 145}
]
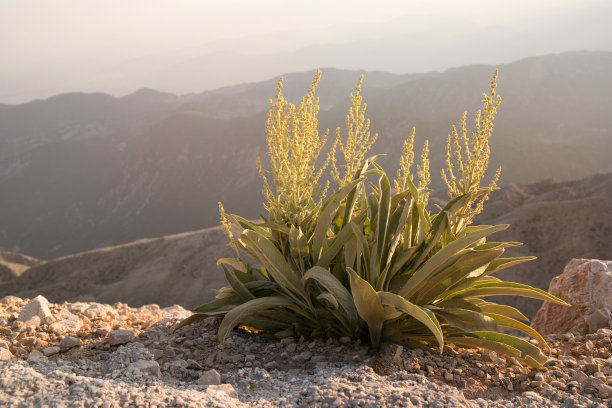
[{"left": 18, "top": 295, "right": 52, "bottom": 322}]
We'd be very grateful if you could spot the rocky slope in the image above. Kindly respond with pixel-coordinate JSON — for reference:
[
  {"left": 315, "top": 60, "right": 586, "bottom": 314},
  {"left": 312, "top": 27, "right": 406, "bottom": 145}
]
[
  {"left": 1, "top": 295, "right": 611, "bottom": 407},
  {"left": 0, "top": 226, "right": 234, "bottom": 309}
]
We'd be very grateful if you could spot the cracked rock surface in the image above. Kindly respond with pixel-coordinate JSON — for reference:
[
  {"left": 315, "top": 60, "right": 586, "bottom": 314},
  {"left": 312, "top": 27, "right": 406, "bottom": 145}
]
[{"left": 0, "top": 295, "right": 611, "bottom": 407}]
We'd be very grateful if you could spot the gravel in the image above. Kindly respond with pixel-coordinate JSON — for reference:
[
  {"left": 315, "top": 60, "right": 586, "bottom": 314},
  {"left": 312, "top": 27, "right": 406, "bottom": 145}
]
[{"left": 0, "top": 295, "right": 610, "bottom": 407}]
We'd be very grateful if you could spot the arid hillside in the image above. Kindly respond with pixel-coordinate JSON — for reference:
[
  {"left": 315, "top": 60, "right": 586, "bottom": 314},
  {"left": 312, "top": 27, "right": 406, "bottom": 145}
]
[{"left": 1, "top": 173, "right": 610, "bottom": 318}]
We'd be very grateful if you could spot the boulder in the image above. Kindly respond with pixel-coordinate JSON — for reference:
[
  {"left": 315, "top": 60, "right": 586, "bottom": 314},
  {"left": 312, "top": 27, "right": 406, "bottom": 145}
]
[{"left": 531, "top": 259, "right": 612, "bottom": 335}]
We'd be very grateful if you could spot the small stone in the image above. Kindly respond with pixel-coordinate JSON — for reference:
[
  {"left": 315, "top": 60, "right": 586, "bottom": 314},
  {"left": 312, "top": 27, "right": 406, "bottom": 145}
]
[
  {"left": 108, "top": 329, "right": 135, "bottom": 346},
  {"left": 286, "top": 343, "right": 297, "bottom": 353},
  {"left": 597, "top": 382, "right": 612, "bottom": 398},
  {"left": 572, "top": 370, "right": 589, "bottom": 385},
  {"left": 130, "top": 360, "right": 161, "bottom": 377},
  {"left": 483, "top": 350, "right": 502, "bottom": 364},
  {"left": 83, "top": 304, "right": 111, "bottom": 320},
  {"left": 27, "top": 350, "right": 46, "bottom": 363},
  {"left": 60, "top": 336, "right": 83, "bottom": 351},
  {"left": 444, "top": 372, "right": 454, "bottom": 382},
  {"left": 339, "top": 336, "right": 351, "bottom": 345},
  {"left": 207, "top": 384, "right": 238, "bottom": 399},
  {"left": 197, "top": 369, "right": 221, "bottom": 385},
  {"left": 43, "top": 346, "right": 60, "bottom": 357},
  {"left": 534, "top": 372, "right": 545, "bottom": 382},
  {"left": 49, "top": 318, "right": 82, "bottom": 335},
  {"left": 18, "top": 295, "right": 52, "bottom": 322},
  {"left": 0, "top": 348, "right": 14, "bottom": 360}
]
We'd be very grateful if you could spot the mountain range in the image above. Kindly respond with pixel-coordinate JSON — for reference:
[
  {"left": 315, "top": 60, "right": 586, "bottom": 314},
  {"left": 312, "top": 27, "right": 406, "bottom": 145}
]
[{"left": 1, "top": 51, "right": 611, "bottom": 259}]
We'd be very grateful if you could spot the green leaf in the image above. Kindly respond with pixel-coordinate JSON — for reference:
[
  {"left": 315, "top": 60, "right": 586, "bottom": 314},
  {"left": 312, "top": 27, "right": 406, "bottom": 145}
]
[
  {"left": 432, "top": 308, "right": 497, "bottom": 332},
  {"left": 347, "top": 267, "right": 385, "bottom": 348},
  {"left": 484, "top": 313, "right": 550, "bottom": 353},
  {"left": 484, "top": 257, "right": 537, "bottom": 276},
  {"left": 317, "top": 213, "right": 366, "bottom": 267},
  {"left": 173, "top": 313, "right": 209, "bottom": 332},
  {"left": 415, "top": 248, "right": 503, "bottom": 304},
  {"left": 222, "top": 265, "right": 255, "bottom": 301},
  {"left": 472, "top": 301, "right": 529, "bottom": 322},
  {"left": 241, "top": 229, "right": 306, "bottom": 300},
  {"left": 448, "top": 281, "right": 570, "bottom": 306},
  {"left": 194, "top": 294, "right": 242, "bottom": 313},
  {"left": 312, "top": 178, "right": 364, "bottom": 260},
  {"left": 316, "top": 292, "right": 339, "bottom": 309},
  {"left": 218, "top": 296, "right": 294, "bottom": 345},
  {"left": 302, "top": 266, "right": 359, "bottom": 325},
  {"left": 217, "top": 258, "right": 247, "bottom": 273},
  {"left": 446, "top": 331, "right": 548, "bottom": 368},
  {"left": 350, "top": 221, "right": 371, "bottom": 278},
  {"left": 373, "top": 167, "right": 391, "bottom": 286},
  {"left": 378, "top": 291, "right": 444, "bottom": 350},
  {"left": 399, "top": 224, "right": 509, "bottom": 300}
]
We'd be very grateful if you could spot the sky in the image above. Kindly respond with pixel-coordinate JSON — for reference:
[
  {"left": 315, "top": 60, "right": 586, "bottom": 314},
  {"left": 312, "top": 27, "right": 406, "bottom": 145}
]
[{"left": 1, "top": 0, "right": 610, "bottom": 103}]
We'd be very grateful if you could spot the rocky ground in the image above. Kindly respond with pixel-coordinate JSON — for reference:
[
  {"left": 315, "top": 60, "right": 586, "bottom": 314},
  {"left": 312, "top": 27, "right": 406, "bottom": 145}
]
[{"left": 1, "top": 295, "right": 611, "bottom": 407}]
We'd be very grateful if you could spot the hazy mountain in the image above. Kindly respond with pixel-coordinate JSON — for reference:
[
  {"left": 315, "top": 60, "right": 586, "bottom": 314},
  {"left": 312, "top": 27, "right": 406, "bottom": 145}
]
[
  {"left": 1, "top": 51, "right": 611, "bottom": 259},
  {"left": 3, "top": 1, "right": 610, "bottom": 102},
  {"left": 2, "top": 172, "right": 610, "bottom": 318}
]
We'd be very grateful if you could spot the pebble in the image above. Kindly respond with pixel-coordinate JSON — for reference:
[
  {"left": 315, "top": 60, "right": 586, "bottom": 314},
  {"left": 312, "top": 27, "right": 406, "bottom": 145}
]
[{"left": 0, "top": 296, "right": 609, "bottom": 407}]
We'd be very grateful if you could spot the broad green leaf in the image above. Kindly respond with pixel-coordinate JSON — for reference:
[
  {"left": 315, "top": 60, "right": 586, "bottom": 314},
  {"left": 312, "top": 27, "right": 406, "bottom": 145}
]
[
  {"left": 302, "top": 266, "right": 359, "bottom": 324},
  {"left": 372, "top": 165, "right": 391, "bottom": 286},
  {"left": 228, "top": 215, "right": 271, "bottom": 237},
  {"left": 448, "top": 281, "right": 570, "bottom": 306},
  {"left": 484, "top": 257, "right": 537, "bottom": 276},
  {"left": 317, "top": 214, "right": 366, "bottom": 267},
  {"left": 222, "top": 265, "right": 255, "bottom": 301},
  {"left": 473, "top": 302, "right": 528, "bottom": 322},
  {"left": 399, "top": 224, "right": 509, "bottom": 300},
  {"left": 242, "top": 229, "right": 306, "bottom": 300},
  {"left": 415, "top": 248, "right": 503, "bottom": 304},
  {"left": 312, "top": 178, "right": 364, "bottom": 260},
  {"left": 350, "top": 221, "right": 371, "bottom": 277},
  {"left": 218, "top": 296, "right": 294, "bottom": 345},
  {"left": 484, "top": 313, "right": 550, "bottom": 352},
  {"left": 378, "top": 291, "right": 444, "bottom": 350},
  {"left": 380, "top": 196, "right": 414, "bottom": 289},
  {"left": 194, "top": 294, "right": 242, "bottom": 313},
  {"left": 432, "top": 308, "right": 497, "bottom": 332},
  {"left": 388, "top": 246, "right": 418, "bottom": 279},
  {"left": 445, "top": 336, "right": 522, "bottom": 359},
  {"left": 447, "top": 331, "right": 548, "bottom": 367},
  {"left": 174, "top": 313, "right": 209, "bottom": 331},
  {"left": 347, "top": 267, "right": 385, "bottom": 348},
  {"left": 341, "top": 155, "right": 381, "bottom": 226},
  {"left": 217, "top": 258, "right": 247, "bottom": 273},
  {"left": 316, "top": 292, "right": 339, "bottom": 309}
]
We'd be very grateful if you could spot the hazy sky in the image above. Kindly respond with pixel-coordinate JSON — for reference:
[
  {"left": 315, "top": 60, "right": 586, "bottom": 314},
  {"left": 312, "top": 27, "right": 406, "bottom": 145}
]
[{"left": 1, "top": 0, "right": 610, "bottom": 102}]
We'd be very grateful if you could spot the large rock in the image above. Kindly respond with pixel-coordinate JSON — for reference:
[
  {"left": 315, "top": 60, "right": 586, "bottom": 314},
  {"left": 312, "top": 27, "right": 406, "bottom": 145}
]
[
  {"left": 531, "top": 259, "right": 612, "bottom": 335},
  {"left": 18, "top": 295, "right": 52, "bottom": 322}
]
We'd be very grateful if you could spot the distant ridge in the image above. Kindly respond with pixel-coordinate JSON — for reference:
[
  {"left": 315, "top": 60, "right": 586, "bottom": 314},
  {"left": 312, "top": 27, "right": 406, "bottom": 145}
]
[{"left": 0, "top": 51, "right": 611, "bottom": 258}]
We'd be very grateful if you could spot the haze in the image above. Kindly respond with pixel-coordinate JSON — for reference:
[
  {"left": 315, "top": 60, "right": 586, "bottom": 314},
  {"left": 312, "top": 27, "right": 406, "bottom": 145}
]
[{"left": 1, "top": 0, "right": 611, "bottom": 103}]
